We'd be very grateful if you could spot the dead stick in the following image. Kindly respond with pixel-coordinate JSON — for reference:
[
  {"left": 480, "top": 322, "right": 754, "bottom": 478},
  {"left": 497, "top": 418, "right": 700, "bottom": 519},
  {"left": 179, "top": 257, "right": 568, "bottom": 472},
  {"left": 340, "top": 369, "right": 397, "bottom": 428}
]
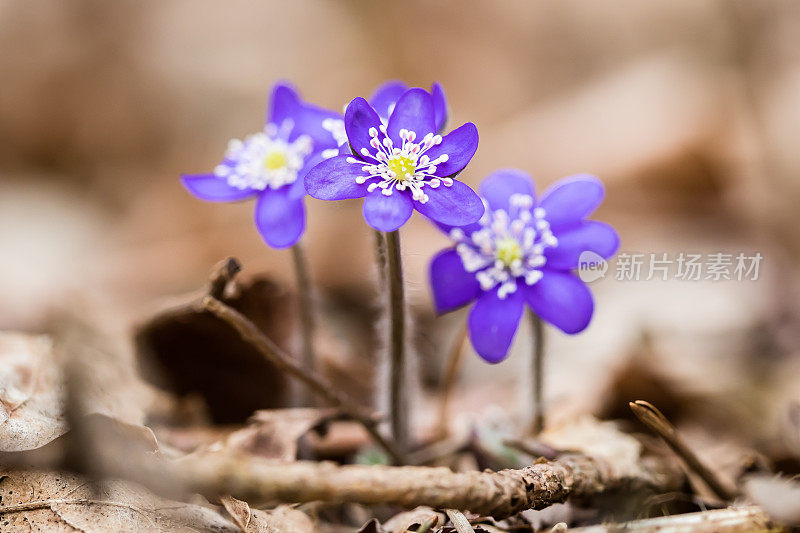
[
  {"left": 208, "top": 256, "right": 241, "bottom": 300},
  {"left": 200, "top": 294, "right": 406, "bottom": 465},
  {"left": 172, "top": 451, "right": 681, "bottom": 519},
  {"left": 1, "top": 422, "right": 681, "bottom": 519},
  {"left": 629, "top": 400, "right": 737, "bottom": 501},
  {"left": 567, "top": 506, "right": 773, "bottom": 533}
]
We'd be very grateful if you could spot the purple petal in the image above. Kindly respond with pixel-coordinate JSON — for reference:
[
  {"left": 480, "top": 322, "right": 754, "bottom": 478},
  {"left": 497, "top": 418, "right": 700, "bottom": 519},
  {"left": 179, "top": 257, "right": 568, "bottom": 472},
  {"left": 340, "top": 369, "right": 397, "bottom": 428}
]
[
  {"left": 287, "top": 172, "right": 308, "bottom": 200},
  {"left": 538, "top": 174, "right": 605, "bottom": 228},
  {"left": 545, "top": 221, "right": 620, "bottom": 270},
  {"left": 431, "top": 82, "right": 448, "bottom": 133},
  {"left": 423, "top": 122, "right": 478, "bottom": 177},
  {"left": 479, "top": 169, "right": 536, "bottom": 211},
  {"left": 468, "top": 289, "right": 524, "bottom": 364},
  {"left": 345, "top": 97, "right": 383, "bottom": 158},
  {"left": 369, "top": 80, "right": 408, "bottom": 120},
  {"left": 362, "top": 191, "right": 414, "bottom": 232},
  {"left": 431, "top": 218, "right": 484, "bottom": 240},
  {"left": 267, "top": 82, "right": 340, "bottom": 149},
  {"left": 254, "top": 189, "right": 305, "bottom": 249},
  {"left": 387, "top": 88, "right": 436, "bottom": 143},
  {"left": 267, "top": 82, "right": 299, "bottom": 125},
  {"left": 287, "top": 104, "right": 342, "bottom": 148},
  {"left": 429, "top": 248, "right": 480, "bottom": 314},
  {"left": 296, "top": 151, "right": 325, "bottom": 183},
  {"left": 522, "top": 271, "right": 594, "bottom": 334},
  {"left": 304, "top": 155, "right": 370, "bottom": 200},
  {"left": 416, "top": 180, "right": 484, "bottom": 226},
  {"left": 181, "top": 174, "right": 258, "bottom": 202}
]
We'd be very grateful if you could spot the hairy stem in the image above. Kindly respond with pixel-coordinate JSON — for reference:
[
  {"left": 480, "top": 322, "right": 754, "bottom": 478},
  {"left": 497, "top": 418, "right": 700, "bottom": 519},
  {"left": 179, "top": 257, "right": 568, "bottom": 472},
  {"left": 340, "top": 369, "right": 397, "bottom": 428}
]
[
  {"left": 435, "top": 322, "right": 468, "bottom": 439},
  {"left": 373, "top": 229, "right": 387, "bottom": 286},
  {"left": 291, "top": 243, "right": 316, "bottom": 405},
  {"left": 384, "top": 230, "right": 409, "bottom": 450},
  {"left": 529, "top": 312, "right": 545, "bottom": 435}
]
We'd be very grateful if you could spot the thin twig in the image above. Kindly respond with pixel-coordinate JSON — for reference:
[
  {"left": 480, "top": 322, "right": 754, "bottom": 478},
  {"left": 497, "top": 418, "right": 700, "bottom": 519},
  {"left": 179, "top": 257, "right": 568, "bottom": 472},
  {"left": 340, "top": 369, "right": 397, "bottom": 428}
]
[
  {"left": 567, "top": 506, "right": 773, "bottom": 532},
  {"left": 435, "top": 322, "right": 469, "bottom": 440},
  {"left": 208, "top": 256, "right": 241, "bottom": 300},
  {"left": 384, "top": 230, "right": 409, "bottom": 451},
  {"left": 201, "top": 294, "right": 405, "bottom": 465},
  {"left": 291, "top": 243, "right": 317, "bottom": 405},
  {"left": 629, "top": 400, "right": 737, "bottom": 501},
  {"left": 529, "top": 312, "right": 545, "bottom": 435}
]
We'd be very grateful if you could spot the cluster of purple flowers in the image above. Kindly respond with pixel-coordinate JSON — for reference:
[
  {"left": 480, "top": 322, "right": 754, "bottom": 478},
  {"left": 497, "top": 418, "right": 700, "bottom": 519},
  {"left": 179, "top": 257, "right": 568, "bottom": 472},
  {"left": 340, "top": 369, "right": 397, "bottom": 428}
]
[{"left": 182, "top": 80, "right": 618, "bottom": 363}]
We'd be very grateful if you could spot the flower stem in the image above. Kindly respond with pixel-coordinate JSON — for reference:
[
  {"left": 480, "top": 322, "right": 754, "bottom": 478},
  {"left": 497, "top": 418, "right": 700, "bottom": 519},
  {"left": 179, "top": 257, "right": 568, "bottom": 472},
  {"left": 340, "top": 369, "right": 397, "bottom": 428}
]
[
  {"left": 291, "top": 243, "right": 316, "bottom": 405},
  {"left": 373, "top": 230, "right": 387, "bottom": 285},
  {"left": 384, "top": 230, "right": 409, "bottom": 450},
  {"left": 529, "top": 311, "right": 545, "bottom": 435},
  {"left": 435, "top": 322, "right": 468, "bottom": 440}
]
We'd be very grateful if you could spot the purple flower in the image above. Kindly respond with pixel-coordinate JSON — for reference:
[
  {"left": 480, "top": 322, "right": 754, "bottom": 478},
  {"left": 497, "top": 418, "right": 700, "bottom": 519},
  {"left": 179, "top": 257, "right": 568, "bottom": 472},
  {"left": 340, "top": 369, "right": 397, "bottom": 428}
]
[
  {"left": 429, "top": 169, "right": 619, "bottom": 363},
  {"left": 304, "top": 88, "right": 483, "bottom": 232},
  {"left": 181, "top": 82, "right": 340, "bottom": 248}
]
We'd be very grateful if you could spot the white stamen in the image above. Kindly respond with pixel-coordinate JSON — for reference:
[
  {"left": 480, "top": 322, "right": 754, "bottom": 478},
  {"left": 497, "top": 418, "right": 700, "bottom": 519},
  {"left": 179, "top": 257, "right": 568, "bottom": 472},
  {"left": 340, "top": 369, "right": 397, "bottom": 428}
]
[
  {"left": 450, "top": 196, "right": 557, "bottom": 298},
  {"left": 345, "top": 126, "right": 453, "bottom": 204},
  {"left": 215, "top": 120, "right": 312, "bottom": 191}
]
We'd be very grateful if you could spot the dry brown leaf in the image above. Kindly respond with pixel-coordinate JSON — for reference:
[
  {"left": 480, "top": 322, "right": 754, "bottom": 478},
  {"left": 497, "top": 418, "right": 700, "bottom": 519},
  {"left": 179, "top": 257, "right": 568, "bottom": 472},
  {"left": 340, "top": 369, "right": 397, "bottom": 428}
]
[
  {"left": 1, "top": 316, "right": 152, "bottom": 454},
  {"left": 134, "top": 276, "right": 295, "bottom": 423},
  {"left": 54, "top": 311, "right": 149, "bottom": 428},
  {"left": 250, "top": 506, "right": 313, "bottom": 533},
  {"left": 209, "top": 408, "right": 331, "bottom": 462},
  {"left": 381, "top": 506, "right": 445, "bottom": 533},
  {"left": 0, "top": 332, "right": 67, "bottom": 451},
  {"left": 0, "top": 469, "right": 238, "bottom": 532},
  {"left": 221, "top": 495, "right": 252, "bottom": 531},
  {"left": 538, "top": 416, "right": 643, "bottom": 478},
  {"left": 220, "top": 496, "right": 313, "bottom": 533}
]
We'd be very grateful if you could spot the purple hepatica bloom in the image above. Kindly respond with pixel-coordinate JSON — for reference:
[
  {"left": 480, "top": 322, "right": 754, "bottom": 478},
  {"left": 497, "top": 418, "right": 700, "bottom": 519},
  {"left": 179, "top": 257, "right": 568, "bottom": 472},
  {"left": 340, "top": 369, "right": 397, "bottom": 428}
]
[
  {"left": 181, "top": 83, "right": 340, "bottom": 248},
  {"left": 305, "top": 88, "right": 483, "bottom": 233},
  {"left": 429, "top": 169, "right": 620, "bottom": 363}
]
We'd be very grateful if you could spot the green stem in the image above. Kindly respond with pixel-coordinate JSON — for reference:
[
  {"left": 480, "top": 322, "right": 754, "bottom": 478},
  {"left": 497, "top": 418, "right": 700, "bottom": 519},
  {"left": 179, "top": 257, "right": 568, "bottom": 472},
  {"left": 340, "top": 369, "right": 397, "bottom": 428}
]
[
  {"left": 529, "top": 312, "right": 545, "bottom": 435},
  {"left": 384, "top": 230, "right": 409, "bottom": 449},
  {"left": 291, "top": 243, "right": 316, "bottom": 404}
]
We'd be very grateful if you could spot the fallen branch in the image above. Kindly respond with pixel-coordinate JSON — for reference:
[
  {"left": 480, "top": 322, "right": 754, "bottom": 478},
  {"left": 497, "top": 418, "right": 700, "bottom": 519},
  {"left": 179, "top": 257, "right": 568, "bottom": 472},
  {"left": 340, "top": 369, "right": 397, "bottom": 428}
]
[
  {"left": 170, "top": 450, "right": 681, "bottom": 519},
  {"left": 567, "top": 506, "right": 775, "bottom": 532}
]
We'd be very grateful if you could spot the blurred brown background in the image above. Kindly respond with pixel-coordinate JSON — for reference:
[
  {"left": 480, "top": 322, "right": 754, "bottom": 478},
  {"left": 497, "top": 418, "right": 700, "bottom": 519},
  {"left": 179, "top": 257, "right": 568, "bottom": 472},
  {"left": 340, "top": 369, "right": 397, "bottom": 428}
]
[{"left": 2, "top": 1, "right": 799, "bottom": 437}]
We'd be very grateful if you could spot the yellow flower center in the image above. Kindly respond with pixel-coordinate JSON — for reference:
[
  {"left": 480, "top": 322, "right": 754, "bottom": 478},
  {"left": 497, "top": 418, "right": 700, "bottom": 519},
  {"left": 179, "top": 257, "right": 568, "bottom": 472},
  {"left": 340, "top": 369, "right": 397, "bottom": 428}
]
[
  {"left": 495, "top": 236, "right": 523, "bottom": 267},
  {"left": 387, "top": 156, "right": 416, "bottom": 182},
  {"left": 263, "top": 150, "right": 288, "bottom": 171}
]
